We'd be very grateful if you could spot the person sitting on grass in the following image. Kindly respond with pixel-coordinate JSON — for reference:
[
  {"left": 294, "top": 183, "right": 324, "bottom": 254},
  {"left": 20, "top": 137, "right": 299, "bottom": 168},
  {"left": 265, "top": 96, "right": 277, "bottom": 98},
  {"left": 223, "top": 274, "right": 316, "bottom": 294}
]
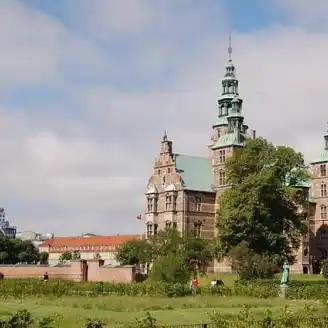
[{"left": 43, "top": 272, "right": 49, "bottom": 282}]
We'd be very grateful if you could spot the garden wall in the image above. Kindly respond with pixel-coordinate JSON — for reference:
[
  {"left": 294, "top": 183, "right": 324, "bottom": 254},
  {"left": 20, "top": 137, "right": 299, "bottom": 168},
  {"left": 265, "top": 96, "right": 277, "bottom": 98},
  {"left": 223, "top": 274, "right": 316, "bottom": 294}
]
[{"left": 0, "top": 260, "right": 135, "bottom": 282}]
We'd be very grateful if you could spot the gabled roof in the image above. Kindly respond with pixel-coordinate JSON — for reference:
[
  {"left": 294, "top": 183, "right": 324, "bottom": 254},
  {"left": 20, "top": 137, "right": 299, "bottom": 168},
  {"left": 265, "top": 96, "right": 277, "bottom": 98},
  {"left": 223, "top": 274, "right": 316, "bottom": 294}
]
[
  {"left": 41, "top": 235, "right": 141, "bottom": 247},
  {"left": 174, "top": 154, "right": 213, "bottom": 192}
]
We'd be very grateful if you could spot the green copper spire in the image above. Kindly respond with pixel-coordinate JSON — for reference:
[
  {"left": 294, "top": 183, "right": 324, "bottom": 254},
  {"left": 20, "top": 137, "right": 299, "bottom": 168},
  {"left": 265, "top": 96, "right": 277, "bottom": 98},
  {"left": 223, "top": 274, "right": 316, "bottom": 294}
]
[{"left": 217, "top": 33, "right": 240, "bottom": 121}]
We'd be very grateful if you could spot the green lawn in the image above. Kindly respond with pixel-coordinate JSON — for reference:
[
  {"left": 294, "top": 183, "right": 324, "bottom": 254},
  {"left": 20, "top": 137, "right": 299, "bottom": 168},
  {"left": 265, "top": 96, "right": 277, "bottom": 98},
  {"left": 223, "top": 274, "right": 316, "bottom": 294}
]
[
  {"left": 0, "top": 273, "right": 324, "bottom": 327},
  {"left": 0, "top": 294, "right": 322, "bottom": 327},
  {"left": 199, "top": 273, "right": 325, "bottom": 287}
]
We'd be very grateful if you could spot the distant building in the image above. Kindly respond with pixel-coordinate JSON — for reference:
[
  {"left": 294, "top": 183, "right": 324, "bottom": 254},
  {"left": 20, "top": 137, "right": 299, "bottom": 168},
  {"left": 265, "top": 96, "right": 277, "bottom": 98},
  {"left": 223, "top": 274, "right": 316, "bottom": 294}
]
[
  {"left": 0, "top": 208, "right": 16, "bottom": 238},
  {"left": 39, "top": 234, "right": 141, "bottom": 266},
  {"left": 16, "top": 231, "right": 55, "bottom": 249}
]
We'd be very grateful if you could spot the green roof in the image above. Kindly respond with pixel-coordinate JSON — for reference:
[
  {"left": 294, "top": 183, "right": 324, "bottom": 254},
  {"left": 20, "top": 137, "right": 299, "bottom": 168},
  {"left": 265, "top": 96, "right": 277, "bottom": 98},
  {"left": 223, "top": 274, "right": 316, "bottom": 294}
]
[
  {"left": 213, "top": 116, "right": 228, "bottom": 127},
  {"left": 311, "top": 150, "right": 328, "bottom": 164},
  {"left": 211, "top": 132, "right": 248, "bottom": 150},
  {"left": 174, "top": 154, "right": 213, "bottom": 192}
]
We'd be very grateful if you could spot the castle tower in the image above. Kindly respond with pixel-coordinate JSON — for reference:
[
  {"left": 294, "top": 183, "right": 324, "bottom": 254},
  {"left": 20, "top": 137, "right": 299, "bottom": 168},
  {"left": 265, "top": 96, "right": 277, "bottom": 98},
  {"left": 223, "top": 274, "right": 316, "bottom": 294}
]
[{"left": 209, "top": 35, "right": 254, "bottom": 197}]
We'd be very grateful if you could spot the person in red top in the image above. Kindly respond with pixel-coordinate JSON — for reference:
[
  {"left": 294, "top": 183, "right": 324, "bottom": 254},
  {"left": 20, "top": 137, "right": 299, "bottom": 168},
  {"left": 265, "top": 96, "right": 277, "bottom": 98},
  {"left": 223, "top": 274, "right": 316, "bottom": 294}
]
[{"left": 191, "top": 276, "right": 199, "bottom": 296}]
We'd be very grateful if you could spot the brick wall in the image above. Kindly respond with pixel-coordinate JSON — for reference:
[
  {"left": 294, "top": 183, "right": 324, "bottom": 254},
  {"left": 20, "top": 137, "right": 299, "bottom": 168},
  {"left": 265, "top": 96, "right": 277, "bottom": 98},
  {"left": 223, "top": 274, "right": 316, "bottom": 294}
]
[{"left": 0, "top": 260, "right": 134, "bottom": 282}]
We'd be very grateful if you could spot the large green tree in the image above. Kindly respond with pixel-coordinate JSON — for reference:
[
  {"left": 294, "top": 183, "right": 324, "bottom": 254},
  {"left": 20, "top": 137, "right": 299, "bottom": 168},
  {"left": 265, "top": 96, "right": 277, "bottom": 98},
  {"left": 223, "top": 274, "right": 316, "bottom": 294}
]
[
  {"left": 216, "top": 137, "right": 310, "bottom": 263},
  {"left": 0, "top": 235, "right": 40, "bottom": 264},
  {"left": 116, "top": 229, "right": 214, "bottom": 279}
]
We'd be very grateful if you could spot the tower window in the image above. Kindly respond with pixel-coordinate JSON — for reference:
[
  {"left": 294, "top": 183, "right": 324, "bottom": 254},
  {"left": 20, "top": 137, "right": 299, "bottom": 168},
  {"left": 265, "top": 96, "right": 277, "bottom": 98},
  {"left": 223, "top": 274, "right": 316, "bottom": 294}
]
[
  {"left": 167, "top": 167, "right": 171, "bottom": 173},
  {"left": 219, "top": 170, "right": 226, "bottom": 186},
  {"left": 194, "top": 222, "right": 201, "bottom": 238},
  {"left": 154, "top": 224, "right": 158, "bottom": 236},
  {"left": 219, "top": 150, "right": 226, "bottom": 163},
  {"left": 321, "top": 205, "right": 327, "bottom": 220},
  {"left": 147, "top": 197, "right": 153, "bottom": 212},
  {"left": 321, "top": 164, "right": 327, "bottom": 177},
  {"left": 195, "top": 197, "right": 202, "bottom": 212},
  {"left": 321, "top": 183, "right": 327, "bottom": 197},
  {"left": 165, "top": 195, "right": 172, "bottom": 210},
  {"left": 146, "top": 223, "right": 153, "bottom": 239},
  {"left": 158, "top": 169, "right": 161, "bottom": 175}
]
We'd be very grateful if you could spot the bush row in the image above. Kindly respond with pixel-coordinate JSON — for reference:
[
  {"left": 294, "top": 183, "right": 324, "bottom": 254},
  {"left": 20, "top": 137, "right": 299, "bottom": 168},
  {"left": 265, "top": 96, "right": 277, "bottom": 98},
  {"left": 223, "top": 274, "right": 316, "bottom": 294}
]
[{"left": 0, "top": 278, "right": 328, "bottom": 299}]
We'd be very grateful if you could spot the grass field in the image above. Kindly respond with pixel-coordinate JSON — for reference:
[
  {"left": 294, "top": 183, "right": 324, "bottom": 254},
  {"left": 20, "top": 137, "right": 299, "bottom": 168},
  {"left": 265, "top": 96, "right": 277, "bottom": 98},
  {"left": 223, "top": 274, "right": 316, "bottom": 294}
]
[
  {"left": 0, "top": 295, "right": 322, "bottom": 327},
  {"left": 0, "top": 273, "right": 325, "bottom": 327}
]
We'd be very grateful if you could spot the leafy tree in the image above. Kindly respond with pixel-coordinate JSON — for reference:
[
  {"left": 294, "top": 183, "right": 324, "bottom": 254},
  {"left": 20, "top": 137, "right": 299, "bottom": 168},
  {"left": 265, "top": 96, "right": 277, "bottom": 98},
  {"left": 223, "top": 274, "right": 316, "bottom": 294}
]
[
  {"left": 18, "top": 251, "right": 29, "bottom": 263},
  {"left": 0, "top": 251, "right": 8, "bottom": 264},
  {"left": 72, "top": 250, "right": 81, "bottom": 260},
  {"left": 149, "top": 253, "right": 190, "bottom": 284},
  {"left": 216, "top": 138, "right": 310, "bottom": 263},
  {"left": 229, "top": 242, "right": 280, "bottom": 280},
  {"left": 39, "top": 252, "right": 49, "bottom": 264},
  {"left": 59, "top": 251, "right": 72, "bottom": 262},
  {"left": 116, "top": 239, "right": 153, "bottom": 266}
]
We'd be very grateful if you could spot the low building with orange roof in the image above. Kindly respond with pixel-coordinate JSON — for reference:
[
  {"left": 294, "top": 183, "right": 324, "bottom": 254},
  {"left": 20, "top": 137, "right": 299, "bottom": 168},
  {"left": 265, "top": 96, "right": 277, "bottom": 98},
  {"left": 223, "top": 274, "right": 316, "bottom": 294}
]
[{"left": 39, "top": 234, "right": 142, "bottom": 266}]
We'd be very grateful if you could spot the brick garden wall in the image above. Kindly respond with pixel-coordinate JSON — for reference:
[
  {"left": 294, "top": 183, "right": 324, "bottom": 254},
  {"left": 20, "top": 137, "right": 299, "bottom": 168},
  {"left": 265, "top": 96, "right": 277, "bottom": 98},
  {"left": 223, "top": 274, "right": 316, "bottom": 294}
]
[{"left": 0, "top": 260, "right": 135, "bottom": 282}]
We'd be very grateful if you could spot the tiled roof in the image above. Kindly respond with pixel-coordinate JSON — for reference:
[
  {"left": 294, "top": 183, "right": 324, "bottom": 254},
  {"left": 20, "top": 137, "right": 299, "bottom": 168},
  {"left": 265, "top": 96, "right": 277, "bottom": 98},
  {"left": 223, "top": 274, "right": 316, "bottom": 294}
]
[
  {"left": 41, "top": 235, "right": 141, "bottom": 247},
  {"left": 174, "top": 154, "right": 213, "bottom": 192}
]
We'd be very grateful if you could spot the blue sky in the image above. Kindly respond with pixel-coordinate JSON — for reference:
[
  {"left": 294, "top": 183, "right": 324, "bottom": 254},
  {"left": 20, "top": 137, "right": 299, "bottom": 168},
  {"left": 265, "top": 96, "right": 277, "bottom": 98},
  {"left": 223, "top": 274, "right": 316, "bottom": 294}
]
[{"left": 0, "top": 0, "right": 328, "bottom": 236}]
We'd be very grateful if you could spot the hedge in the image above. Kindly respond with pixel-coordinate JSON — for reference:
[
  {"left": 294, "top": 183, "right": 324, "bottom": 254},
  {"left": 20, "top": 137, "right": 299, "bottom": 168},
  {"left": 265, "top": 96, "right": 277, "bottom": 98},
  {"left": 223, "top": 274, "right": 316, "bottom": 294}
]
[{"left": 0, "top": 278, "right": 328, "bottom": 299}]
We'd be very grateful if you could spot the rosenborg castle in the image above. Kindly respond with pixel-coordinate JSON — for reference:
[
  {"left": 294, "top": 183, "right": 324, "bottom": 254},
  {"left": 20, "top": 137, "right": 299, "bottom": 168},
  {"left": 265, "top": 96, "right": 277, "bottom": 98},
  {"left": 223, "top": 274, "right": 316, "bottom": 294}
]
[{"left": 143, "top": 42, "right": 328, "bottom": 274}]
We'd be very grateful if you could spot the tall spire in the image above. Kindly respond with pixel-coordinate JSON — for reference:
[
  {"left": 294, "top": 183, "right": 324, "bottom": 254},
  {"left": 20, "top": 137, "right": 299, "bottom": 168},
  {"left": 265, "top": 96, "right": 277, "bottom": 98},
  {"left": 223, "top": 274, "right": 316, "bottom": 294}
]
[
  {"left": 325, "top": 122, "right": 328, "bottom": 150},
  {"left": 228, "top": 32, "right": 232, "bottom": 62}
]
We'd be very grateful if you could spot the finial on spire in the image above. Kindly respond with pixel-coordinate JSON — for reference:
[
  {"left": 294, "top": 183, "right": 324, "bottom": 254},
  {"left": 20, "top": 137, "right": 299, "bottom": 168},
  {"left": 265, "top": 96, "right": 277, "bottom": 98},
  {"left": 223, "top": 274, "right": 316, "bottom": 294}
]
[
  {"left": 228, "top": 32, "right": 232, "bottom": 61},
  {"left": 163, "top": 129, "right": 167, "bottom": 141}
]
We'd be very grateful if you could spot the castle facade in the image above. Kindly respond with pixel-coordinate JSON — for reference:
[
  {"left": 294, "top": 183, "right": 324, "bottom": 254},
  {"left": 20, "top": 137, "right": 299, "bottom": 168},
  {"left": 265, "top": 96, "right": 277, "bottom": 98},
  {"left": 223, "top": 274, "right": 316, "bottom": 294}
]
[{"left": 144, "top": 46, "right": 328, "bottom": 274}]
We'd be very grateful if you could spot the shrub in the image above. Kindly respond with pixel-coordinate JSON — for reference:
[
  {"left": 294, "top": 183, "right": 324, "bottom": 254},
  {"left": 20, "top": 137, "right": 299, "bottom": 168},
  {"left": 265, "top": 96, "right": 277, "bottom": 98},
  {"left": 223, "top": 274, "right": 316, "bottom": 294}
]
[
  {"left": 148, "top": 253, "right": 190, "bottom": 284},
  {"left": 228, "top": 243, "right": 281, "bottom": 281},
  {"left": 321, "top": 259, "right": 328, "bottom": 278}
]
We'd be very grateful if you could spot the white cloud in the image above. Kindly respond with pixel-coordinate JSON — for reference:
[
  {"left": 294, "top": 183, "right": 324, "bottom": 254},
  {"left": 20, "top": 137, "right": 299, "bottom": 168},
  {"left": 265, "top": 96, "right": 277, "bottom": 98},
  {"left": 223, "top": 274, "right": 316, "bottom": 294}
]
[{"left": 0, "top": 0, "right": 328, "bottom": 235}]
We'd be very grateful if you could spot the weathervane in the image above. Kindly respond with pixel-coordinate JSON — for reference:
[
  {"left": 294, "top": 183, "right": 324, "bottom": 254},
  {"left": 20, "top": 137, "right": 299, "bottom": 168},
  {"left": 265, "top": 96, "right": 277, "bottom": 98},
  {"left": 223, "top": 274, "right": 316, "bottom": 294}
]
[{"left": 228, "top": 32, "right": 232, "bottom": 61}]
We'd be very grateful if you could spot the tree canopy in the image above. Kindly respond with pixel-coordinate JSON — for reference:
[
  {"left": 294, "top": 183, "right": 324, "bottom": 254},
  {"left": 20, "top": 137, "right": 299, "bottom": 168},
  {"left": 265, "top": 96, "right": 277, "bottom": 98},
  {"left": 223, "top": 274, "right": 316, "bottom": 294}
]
[
  {"left": 0, "top": 235, "right": 40, "bottom": 264},
  {"left": 216, "top": 137, "right": 310, "bottom": 263},
  {"left": 116, "top": 229, "right": 214, "bottom": 282}
]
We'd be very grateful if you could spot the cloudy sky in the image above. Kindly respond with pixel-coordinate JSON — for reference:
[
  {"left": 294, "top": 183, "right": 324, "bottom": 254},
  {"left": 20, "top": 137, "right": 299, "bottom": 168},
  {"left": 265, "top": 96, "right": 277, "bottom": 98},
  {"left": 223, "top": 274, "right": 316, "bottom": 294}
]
[{"left": 1, "top": 0, "right": 327, "bottom": 236}]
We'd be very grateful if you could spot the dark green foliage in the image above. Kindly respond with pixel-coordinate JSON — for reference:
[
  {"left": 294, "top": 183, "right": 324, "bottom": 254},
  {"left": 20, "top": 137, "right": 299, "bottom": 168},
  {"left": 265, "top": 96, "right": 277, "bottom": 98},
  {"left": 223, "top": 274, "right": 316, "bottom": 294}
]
[
  {"left": 115, "top": 239, "right": 153, "bottom": 266},
  {"left": 0, "top": 236, "right": 40, "bottom": 265},
  {"left": 229, "top": 242, "right": 280, "bottom": 280},
  {"left": 321, "top": 259, "right": 328, "bottom": 278},
  {"left": 217, "top": 138, "right": 309, "bottom": 264},
  {"left": 116, "top": 229, "right": 214, "bottom": 283},
  {"left": 59, "top": 251, "right": 72, "bottom": 262},
  {"left": 149, "top": 254, "right": 189, "bottom": 284},
  {"left": 39, "top": 252, "right": 49, "bottom": 265}
]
